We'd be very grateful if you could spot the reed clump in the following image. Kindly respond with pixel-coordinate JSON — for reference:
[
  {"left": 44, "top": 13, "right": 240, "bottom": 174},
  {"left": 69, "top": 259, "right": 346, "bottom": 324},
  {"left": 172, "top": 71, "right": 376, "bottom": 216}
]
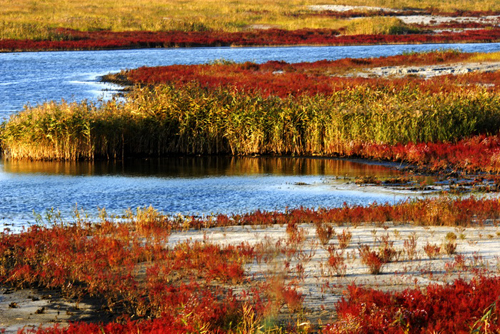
[
  {"left": 1, "top": 82, "right": 500, "bottom": 162},
  {"left": 344, "top": 17, "right": 418, "bottom": 35},
  {"left": 469, "top": 51, "right": 500, "bottom": 62}
]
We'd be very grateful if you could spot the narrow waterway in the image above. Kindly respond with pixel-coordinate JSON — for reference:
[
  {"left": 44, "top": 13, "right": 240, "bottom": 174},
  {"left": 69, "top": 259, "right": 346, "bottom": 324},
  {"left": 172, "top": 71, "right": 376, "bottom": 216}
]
[{"left": 0, "top": 156, "right": 417, "bottom": 230}]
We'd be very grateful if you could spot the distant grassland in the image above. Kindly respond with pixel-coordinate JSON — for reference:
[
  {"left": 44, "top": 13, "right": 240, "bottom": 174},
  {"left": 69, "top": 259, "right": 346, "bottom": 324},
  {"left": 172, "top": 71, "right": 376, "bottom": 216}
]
[{"left": 1, "top": 0, "right": 499, "bottom": 40}]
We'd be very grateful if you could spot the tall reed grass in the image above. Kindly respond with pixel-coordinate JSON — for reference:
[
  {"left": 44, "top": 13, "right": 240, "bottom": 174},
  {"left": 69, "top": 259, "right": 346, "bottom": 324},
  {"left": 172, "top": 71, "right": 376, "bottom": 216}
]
[
  {"left": 344, "top": 17, "right": 418, "bottom": 35},
  {"left": 2, "top": 83, "right": 499, "bottom": 162}
]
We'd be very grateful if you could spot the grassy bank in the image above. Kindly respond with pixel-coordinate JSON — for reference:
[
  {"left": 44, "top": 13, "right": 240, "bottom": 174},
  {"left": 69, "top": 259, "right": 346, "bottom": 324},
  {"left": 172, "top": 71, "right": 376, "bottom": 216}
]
[{"left": 1, "top": 83, "right": 500, "bottom": 164}]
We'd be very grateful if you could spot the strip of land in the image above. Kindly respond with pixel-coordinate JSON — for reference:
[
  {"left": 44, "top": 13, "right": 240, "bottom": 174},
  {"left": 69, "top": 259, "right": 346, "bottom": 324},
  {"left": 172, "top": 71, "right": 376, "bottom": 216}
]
[
  {"left": 1, "top": 2, "right": 499, "bottom": 51},
  {"left": 2, "top": 197, "right": 500, "bottom": 332}
]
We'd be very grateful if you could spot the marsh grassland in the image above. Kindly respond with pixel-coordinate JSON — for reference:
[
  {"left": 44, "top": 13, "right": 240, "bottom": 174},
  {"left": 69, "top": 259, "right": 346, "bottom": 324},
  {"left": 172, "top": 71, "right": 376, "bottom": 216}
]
[
  {"left": 1, "top": 0, "right": 499, "bottom": 39},
  {"left": 2, "top": 50, "right": 500, "bottom": 173},
  {"left": 1, "top": 0, "right": 499, "bottom": 51},
  {"left": 2, "top": 49, "right": 500, "bottom": 332},
  {"left": 4, "top": 199, "right": 500, "bottom": 333}
]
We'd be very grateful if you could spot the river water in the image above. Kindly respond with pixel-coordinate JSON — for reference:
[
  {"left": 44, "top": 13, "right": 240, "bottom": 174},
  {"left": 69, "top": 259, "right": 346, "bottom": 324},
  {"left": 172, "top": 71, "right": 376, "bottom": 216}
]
[
  {"left": 1, "top": 43, "right": 499, "bottom": 229},
  {"left": 0, "top": 157, "right": 411, "bottom": 230}
]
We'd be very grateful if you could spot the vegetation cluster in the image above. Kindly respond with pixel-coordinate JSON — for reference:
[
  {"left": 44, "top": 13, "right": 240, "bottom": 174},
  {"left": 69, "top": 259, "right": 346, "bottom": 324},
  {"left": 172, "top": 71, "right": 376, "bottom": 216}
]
[
  {"left": 328, "top": 276, "right": 500, "bottom": 333},
  {"left": 1, "top": 28, "right": 499, "bottom": 52},
  {"left": 2, "top": 51, "right": 500, "bottom": 175},
  {"left": 3, "top": 196, "right": 500, "bottom": 332},
  {"left": 185, "top": 197, "right": 500, "bottom": 229},
  {"left": 0, "top": 217, "right": 264, "bottom": 333},
  {"left": 1, "top": 0, "right": 499, "bottom": 40}
]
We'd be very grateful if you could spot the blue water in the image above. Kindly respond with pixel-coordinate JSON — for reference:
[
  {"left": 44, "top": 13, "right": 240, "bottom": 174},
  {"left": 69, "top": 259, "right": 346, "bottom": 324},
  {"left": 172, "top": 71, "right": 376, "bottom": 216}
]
[{"left": 0, "top": 157, "right": 410, "bottom": 230}]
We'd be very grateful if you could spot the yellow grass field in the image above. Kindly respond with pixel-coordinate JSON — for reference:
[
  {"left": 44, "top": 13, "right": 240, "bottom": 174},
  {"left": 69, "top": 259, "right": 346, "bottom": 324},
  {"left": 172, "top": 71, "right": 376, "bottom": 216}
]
[{"left": 1, "top": 0, "right": 499, "bottom": 40}]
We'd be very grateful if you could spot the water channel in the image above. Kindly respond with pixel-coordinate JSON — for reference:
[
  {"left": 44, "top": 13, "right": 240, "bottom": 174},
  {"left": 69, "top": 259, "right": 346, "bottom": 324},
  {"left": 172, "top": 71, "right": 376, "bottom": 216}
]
[{"left": 1, "top": 43, "right": 499, "bottom": 229}]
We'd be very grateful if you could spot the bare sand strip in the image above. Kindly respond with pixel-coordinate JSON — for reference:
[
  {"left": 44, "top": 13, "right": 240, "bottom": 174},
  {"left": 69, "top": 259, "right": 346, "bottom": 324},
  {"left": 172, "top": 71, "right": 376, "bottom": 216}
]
[
  {"left": 308, "top": 5, "right": 500, "bottom": 26},
  {"left": 346, "top": 61, "right": 500, "bottom": 79},
  {"left": 169, "top": 222, "right": 500, "bottom": 324},
  {"left": 396, "top": 15, "right": 500, "bottom": 26}
]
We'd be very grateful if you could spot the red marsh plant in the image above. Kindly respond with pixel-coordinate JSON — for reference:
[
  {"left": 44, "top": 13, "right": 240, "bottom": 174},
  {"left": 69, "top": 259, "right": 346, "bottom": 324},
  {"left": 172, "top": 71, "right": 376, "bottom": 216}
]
[
  {"left": 205, "top": 197, "right": 500, "bottom": 230},
  {"left": 444, "top": 231, "right": 458, "bottom": 256},
  {"left": 337, "top": 229, "right": 353, "bottom": 249},
  {"left": 327, "top": 246, "right": 347, "bottom": 277},
  {"left": 376, "top": 234, "right": 398, "bottom": 263},
  {"left": 403, "top": 233, "right": 418, "bottom": 261},
  {"left": 358, "top": 244, "right": 385, "bottom": 275},
  {"left": 451, "top": 254, "right": 468, "bottom": 271},
  {"left": 315, "top": 222, "right": 335, "bottom": 246},
  {"left": 286, "top": 222, "right": 307, "bottom": 245},
  {"left": 444, "top": 240, "right": 458, "bottom": 256},
  {"left": 2, "top": 28, "right": 500, "bottom": 52},
  {"left": 423, "top": 242, "right": 441, "bottom": 259},
  {"left": 0, "top": 221, "right": 267, "bottom": 331},
  {"left": 110, "top": 50, "right": 500, "bottom": 98},
  {"left": 264, "top": 277, "right": 304, "bottom": 315},
  {"left": 326, "top": 276, "right": 500, "bottom": 333}
]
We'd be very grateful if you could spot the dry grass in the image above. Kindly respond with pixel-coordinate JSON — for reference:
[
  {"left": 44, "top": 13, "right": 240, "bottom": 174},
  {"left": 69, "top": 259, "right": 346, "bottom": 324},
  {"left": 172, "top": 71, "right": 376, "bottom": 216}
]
[
  {"left": 0, "top": 0, "right": 341, "bottom": 39},
  {"left": 2, "top": 81, "right": 499, "bottom": 161},
  {"left": 470, "top": 51, "right": 500, "bottom": 62},
  {"left": 1, "top": 0, "right": 498, "bottom": 39},
  {"left": 344, "top": 17, "right": 418, "bottom": 35}
]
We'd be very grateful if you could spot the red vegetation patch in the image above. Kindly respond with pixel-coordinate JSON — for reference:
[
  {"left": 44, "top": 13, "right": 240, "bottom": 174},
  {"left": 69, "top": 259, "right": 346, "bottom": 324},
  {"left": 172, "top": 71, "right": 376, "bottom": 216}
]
[
  {"left": 197, "top": 197, "right": 500, "bottom": 229},
  {"left": 325, "top": 276, "right": 500, "bottom": 333},
  {"left": 337, "top": 133, "right": 500, "bottom": 173},
  {"left": 1, "top": 28, "right": 500, "bottom": 51},
  {"left": 3, "top": 197, "right": 500, "bottom": 331},
  {"left": 117, "top": 51, "right": 499, "bottom": 99},
  {"left": 0, "top": 222, "right": 259, "bottom": 331}
]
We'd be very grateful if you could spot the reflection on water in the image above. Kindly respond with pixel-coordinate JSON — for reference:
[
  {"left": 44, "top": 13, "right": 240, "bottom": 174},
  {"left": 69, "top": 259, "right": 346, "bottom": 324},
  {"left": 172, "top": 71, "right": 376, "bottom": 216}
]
[
  {"left": 3, "top": 156, "right": 403, "bottom": 178},
  {"left": 0, "top": 156, "right": 414, "bottom": 230}
]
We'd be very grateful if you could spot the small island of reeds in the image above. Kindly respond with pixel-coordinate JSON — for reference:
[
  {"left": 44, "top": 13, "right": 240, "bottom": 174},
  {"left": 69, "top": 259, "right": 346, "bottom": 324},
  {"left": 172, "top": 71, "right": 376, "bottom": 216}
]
[{"left": 2, "top": 50, "right": 500, "bottom": 175}]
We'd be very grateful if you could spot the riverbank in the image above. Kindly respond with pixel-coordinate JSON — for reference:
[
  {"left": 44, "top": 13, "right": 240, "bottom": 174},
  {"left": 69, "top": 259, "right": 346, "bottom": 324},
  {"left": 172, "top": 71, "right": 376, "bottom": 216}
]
[
  {"left": 1, "top": 28, "right": 500, "bottom": 52},
  {"left": 3, "top": 197, "right": 500, "bottom": 332}
]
